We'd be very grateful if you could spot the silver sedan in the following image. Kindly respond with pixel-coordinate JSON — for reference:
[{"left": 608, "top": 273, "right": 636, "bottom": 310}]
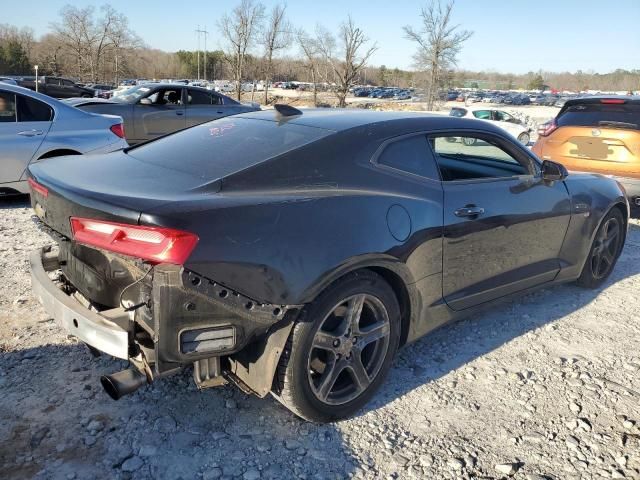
[{"left": 0, "top": 84, "right": 128, "bottom": 195}]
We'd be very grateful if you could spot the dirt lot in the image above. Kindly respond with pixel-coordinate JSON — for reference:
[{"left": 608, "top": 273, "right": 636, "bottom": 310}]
[{"left": 1, "top": 196, "right": 639, "bottom": 480}]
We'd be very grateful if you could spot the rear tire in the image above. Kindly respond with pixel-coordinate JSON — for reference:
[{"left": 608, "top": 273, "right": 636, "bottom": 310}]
[
  {"left": 272, "top": 270, "right": 400, "bottom": 422},
  {"left": 576, "top": 208, "right": 624, "bottom": 289}
]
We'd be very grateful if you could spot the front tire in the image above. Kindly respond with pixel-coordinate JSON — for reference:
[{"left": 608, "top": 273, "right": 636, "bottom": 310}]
[
  {"left": 576, "top": 208, "right": 624, "bottom": 288},
  {"left": 272, "top": 271, "right": 400, "bottom": 422}
]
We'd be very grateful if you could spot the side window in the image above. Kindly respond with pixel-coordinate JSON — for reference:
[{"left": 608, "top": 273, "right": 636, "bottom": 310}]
[
  {"left": 62, "top": 80, "right": 74, "bottom": 87},
  {"left": 377, "top": 135, "right": 439, "bottom": 180},
  {"left": 46, "top": 78, "right": 60, "bottom": 85},
  {"left": 429, "top": 135, "right": 528, "bottom": 181},
  {"left": 154, "top": 89, "right": 182, "bottom": 105},
  {"left": 17, "top": 95, "right": 53, "bottom": 122},
  {"left": 494, "top": 111, "right": 513, "bottom": 122},
  {"left": 472, "top": 110, "right": 491, "bottom": 120},
  {"left": 0, "top": 91, "right": 17, "bottom": 122},
  {"left": 187, "top": 89, "right": 213, "bottom": 105},
  {"left": 211, "top": 93, "right": 223, "bottom": 105}
]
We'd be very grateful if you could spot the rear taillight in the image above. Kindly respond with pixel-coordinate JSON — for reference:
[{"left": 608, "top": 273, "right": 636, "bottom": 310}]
[
  {"left": 28, "top": 177, "right": 48, "bottom": 197},
  {"left": 110, "top": 123, "right": 125, "bottom": 139},
  {"left": 538, "top": 119, "right": 558, "bottom": 137},
  {"left": 70, "top": 217, "right": 198, "bottom": 265}
]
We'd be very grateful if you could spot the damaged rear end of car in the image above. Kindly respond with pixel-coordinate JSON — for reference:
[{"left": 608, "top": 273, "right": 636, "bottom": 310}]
[{"left": 27, "top": 115, "right": 332, "bottom": 401}]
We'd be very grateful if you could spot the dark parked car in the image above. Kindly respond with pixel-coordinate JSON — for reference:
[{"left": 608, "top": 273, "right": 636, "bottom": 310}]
[
  {"left": 18, "top": 76, "right": 95, "bottom": 98},
  {"left": 63, "top": 83, "right": 260, "bottom": 144},
  {"left": 28, "top": 108, "right": 628, "bottom": 422}
]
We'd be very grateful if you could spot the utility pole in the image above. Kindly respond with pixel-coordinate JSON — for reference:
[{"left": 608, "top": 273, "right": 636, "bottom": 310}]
[
  {"left": 195, "top": 25, "right": 200, "bottom": 80},
  {"left": 195, "top": 26, "right": 208, "bottom": 81}
]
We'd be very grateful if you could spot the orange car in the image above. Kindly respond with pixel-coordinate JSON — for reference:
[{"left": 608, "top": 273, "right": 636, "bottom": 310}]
[{"left": 532, "top": 96, "right": 640, "bottom": 215}]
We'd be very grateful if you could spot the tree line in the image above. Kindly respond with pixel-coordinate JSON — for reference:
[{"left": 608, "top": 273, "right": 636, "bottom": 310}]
[{"left": 1, "top": 1, "right": 637, "bottom": 107}]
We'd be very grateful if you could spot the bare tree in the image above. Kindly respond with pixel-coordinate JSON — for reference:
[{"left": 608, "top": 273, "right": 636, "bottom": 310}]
[
  {"left": 295, "top": 29, "right": 321, "bottom": 106},
  {"left": 219, "top": 0, "right": 265, "bottom": 101},
  {"left": 261, "top": 3, "right": 291, "bottom": 104},
  {"left": 403, "top": 1, "right": 472, "bottom": 110},
  {"left": 51, "top": 4, "right": 140, "bottom": 83},
  {"left": 315, "top": 16, "right": 377, "bottom": 108}
]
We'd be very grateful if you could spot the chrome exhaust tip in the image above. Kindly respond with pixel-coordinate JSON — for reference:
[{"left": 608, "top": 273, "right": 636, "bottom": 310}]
[{"left": 100, "top": 368, "right": 148, "bottom": 401}]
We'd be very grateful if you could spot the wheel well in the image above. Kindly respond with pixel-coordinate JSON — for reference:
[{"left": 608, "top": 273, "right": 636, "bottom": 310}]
[
  {"left": 38, "top": 149, "right": 81, "bottom": 160},
  {"left": 611, "top": 202, "right": 628, "bottom": 222},
  {"left": 366, "top": 267, "right": 412, "bottom": 347}
]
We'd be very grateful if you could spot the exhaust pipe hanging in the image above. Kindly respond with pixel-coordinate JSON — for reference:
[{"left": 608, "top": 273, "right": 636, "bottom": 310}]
[{"left": 100, "top": 368, "right": 148, "bottom": 400}]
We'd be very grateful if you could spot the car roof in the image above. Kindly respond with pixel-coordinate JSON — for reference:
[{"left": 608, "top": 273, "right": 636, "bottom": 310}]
[
  {"left": 138, "top": 82, "right": 210, "bottom": 92},
  {"left": 563, "top": 95, "right": 640, "bottom": 107},
  {"left": 235, "top": 108, "right": 504, "bottom": 133},
  {"left": 0, "top": 82, "right": 54, "bottom": 102}
]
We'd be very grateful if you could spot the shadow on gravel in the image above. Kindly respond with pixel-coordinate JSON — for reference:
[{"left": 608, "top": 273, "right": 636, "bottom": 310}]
[
  {"left": 0, "top": 341, "right": 357, "bottom": 480},
  {"left": 362, "top": 223, "right": 640, "bottom": 416},
  {"left": 0, "top": 195, "right": 30, "bottom": 209}
]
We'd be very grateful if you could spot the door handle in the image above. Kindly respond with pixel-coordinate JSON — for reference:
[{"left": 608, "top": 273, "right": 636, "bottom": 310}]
[
  {"left": 17, "top": 130, "right": 43, "bottom": 137},
  {"left": 454, "top": 206, "right": 485, "bottom": 218},
  {"left": 175, "top": 111, "right": 184, "bottom": 116}
]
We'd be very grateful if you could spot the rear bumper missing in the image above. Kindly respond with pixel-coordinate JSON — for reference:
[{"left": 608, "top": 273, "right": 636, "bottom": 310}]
[
  {"left": 30, "top": 245, "right": 300, "bottom": 398},
  {"left": 29, "top": 246, "right": 131, "bottom": 359}
]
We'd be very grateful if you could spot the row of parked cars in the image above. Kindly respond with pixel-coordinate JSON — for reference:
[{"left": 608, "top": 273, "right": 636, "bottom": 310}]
[
  {"left": 448, "top": 90, "right": 590, "bottom": 108},
  {"left": 352, "top": 87, "right": 413, "bottom": 100}
]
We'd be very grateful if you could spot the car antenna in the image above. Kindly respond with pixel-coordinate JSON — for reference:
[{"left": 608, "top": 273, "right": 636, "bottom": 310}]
[{"left": 274, "top": 104, "right": 302, "bottom": 117}]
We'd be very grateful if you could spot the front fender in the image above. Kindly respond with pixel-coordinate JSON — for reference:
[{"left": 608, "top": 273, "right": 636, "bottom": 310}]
[{"left": 555, "top": 173, "right": 627, "bottom": 282}]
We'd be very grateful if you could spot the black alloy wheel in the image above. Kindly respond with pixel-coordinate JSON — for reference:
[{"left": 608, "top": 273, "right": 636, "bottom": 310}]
[
  {"left": 307, "top": 294, "right": 391, "bottom": 406},
  {"left": 272, "top": 271, "right": 400, "bottom": 422},
  {"left": 577, "top": 208, "right": 625, "bottom": 288}
]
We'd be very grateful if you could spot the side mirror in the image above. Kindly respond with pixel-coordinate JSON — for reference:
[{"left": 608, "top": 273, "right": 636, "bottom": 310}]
[
  {"left": 139, "top": 98, "right": 152, "bottom": 105},
  {"left": 541, "top": 160, "right": 568, "bottom": 181}
]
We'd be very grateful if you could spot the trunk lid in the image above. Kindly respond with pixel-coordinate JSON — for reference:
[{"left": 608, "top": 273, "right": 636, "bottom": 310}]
[{"left": 28, "top": 151, "right": 220, "bottom": 237}]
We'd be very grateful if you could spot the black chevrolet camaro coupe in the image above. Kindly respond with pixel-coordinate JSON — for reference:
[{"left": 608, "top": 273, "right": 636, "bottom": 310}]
[{"left": 28, "top": 107, "right": 628, "bottom": 422}]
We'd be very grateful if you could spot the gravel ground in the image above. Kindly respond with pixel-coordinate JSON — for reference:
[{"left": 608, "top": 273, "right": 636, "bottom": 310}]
[{"left": 1, "top": 196, "right": 639, "bottom": 480}]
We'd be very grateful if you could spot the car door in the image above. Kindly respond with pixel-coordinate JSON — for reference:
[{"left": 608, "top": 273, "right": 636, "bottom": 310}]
[
  {"left": 185, "top": 88, "right": 227, "bottom": 128},
  {"left": 0, "top": 91, "right": 52, "bottom": 184},
  {"left": 133, "top": 87, "right": 186, "bottom": 141},
  {"left": 429, "top": 131, "right": 571, "bottom": 311},
  {"left": 492, "top": 110, "right": 522, "bottom": 136},
  {"left": 44, "top": 78, "right": 64, "bottom": 98}
]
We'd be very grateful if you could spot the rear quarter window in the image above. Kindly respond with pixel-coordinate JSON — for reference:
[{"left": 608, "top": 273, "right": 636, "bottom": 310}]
[
  {"left": 376, "top": 135, "right": 440, "bottom": 180},
  {"left": 558, "top": 103, "right": 640, "bottom": 130}
]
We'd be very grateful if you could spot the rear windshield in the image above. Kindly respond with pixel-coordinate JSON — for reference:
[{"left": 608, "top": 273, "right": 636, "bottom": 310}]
[
  {"left": 127, "top": 117, "right": 331, "bottom": 178},
  {"left": 449, "top": 108, "right": 467, "bottom": 118},
  {"left": 558, "top": 103, "right": 640, "bottom": 130}
]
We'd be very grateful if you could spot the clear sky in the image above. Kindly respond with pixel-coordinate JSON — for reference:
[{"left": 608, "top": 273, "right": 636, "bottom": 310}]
[{"left": 5, "top": 0, "right": 639, "bottom": 74}]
